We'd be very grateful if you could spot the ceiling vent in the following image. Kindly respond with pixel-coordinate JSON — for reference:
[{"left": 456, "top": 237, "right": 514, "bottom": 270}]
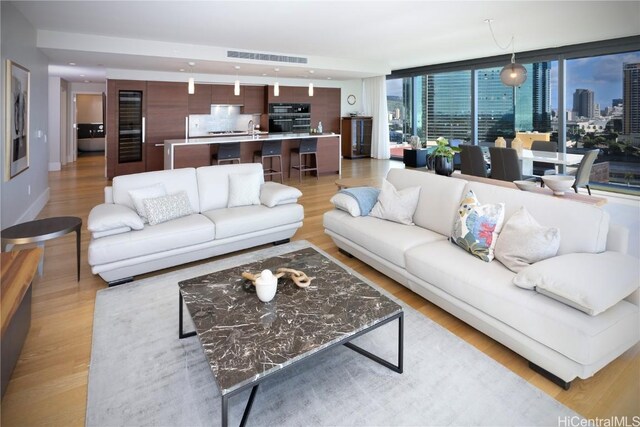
[{"left": 227, "top": 50, "right": 308, "bottom": 64}]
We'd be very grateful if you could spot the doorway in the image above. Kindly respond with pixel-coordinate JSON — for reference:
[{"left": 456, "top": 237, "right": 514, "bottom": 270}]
[{"left": 75, "top": 93, "right": 105, "bottom": 156}]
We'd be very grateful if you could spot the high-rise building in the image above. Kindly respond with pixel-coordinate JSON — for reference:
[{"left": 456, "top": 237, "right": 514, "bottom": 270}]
[
  {"left": 612, "top": 98, "right": 623, "bottom": 107},
  {"left": 423, "top": 71, "right": 472, "bottom": 141},
  {"left": 573, "top": 89, "right": 595, "bottom": 118},
  {"left": 623, "top": 62, "right": 640, "bottom": 135},
  {"left": 516, "top": 62, "right": 551, "bottom": 132}
]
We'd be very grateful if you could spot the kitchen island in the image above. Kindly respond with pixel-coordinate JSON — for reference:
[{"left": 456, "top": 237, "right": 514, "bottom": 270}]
[{"left": 164, "top": 133, "right": 341, "bottom": 176}]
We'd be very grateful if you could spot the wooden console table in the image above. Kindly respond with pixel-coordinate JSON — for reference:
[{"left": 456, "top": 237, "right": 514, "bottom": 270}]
[{"left": 1, "top": 248, "right": 42, "bottom": 397}]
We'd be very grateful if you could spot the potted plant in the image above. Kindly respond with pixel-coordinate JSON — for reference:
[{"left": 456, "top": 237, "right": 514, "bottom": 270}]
[{"left": 429, "top": 137, "right": 460, "bottom": 176}]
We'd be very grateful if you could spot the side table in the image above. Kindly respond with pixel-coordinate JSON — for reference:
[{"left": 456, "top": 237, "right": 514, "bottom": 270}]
[{"left": 1, "top": 216, "right": 82, "bottom": 281}]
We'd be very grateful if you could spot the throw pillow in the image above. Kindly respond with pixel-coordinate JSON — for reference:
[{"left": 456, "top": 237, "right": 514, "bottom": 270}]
[
  {"left": 143, "top": 192, "right": 194, "bottom": 226},
  {"left": 87, "top": 203, "right": 145, "bottom": 232},
  {"left": 330, "top": 192, "right": 361, "bottom": 216},
  {"left": 513, "top": 252, "right": 640, "bottom": 315},
  {"left": 128, "top": 183, "right": 167, "bottom": 222},
  {"left": 228, "top": 172, "right": 262, "bottom": 208},
  {"left": 451, "top": 190, "right": 505, "bottom": 262},
  {"left": 494, "top": 207, "right": 560, "bottom": 273},
  {"left": 369, "top": 180, "right": 420, "bottom": 225},
  {"left": 260, "top": 181, "right": 302, "bottom": 208}
]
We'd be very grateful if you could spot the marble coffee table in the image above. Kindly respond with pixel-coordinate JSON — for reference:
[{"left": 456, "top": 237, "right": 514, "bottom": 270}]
[{"left": 178, "top": 247, "right": 403, "bottom": 427}]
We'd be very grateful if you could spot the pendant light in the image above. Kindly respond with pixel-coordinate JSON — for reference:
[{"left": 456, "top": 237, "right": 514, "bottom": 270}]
[
  {"left": 485, "top": 19, "right": 527, "bottom": 87},
  {"left": 187, "top": 62, "right": 196, "bottom": 94},
  {"left": 234, "top": 65, "right": 241, "bottom": 96},
  {"left": 274, "top": 68, "right": 280, "bottom": 97},
  {"left": 308, "top": 70, "right": 314, "bottom": 97}
]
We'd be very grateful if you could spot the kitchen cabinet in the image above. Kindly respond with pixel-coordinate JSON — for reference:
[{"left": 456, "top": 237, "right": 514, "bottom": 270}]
[
  {"left": 341, "top": 116, "right": 372, "bottom": 158},
  {"left": 188, "top": 84, "right": 213, "bottom": 114},
  {"left": 212, "top": 84, "right": 243, "bottom": 105},
  {"left": 106, "top": 80, "right": 147, "bottom": 178},
  {"left": 146, "top": 81, "right": 188, "bottom": 171},
  {"left": 266, "top": 85, "right": 296, "bottom": 103},
  {"left": 311, "top": 87, "right": 341, "bottom": 133},
  {"left": 242, "top": 85, "right": 266, "bottom": 114}
]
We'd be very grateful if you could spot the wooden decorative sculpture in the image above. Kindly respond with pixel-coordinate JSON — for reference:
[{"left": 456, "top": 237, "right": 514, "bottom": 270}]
[{"left": 242, "top": 268, "right": 314, "bottom": 288}]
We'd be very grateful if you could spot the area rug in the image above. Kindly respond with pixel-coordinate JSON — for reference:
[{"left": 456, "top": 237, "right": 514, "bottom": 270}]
[{"left": 86, "top": 241, "right": 579, "bottom": 426}]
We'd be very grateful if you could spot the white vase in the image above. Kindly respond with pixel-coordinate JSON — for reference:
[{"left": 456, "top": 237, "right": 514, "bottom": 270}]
[
  {"left": 495, "top": 137, "right": 506, "bottom": 148},
  {"left": 511, "top": 137, "right": 524, "bottom": 156},
  {"left": 255, "top": 270, "right": 278, "bottom": 302}
]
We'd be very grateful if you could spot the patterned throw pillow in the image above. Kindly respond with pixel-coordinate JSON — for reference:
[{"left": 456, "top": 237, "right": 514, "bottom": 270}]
[
  {"left": 143, "top": 192, "right": 193, "bottom": 226},
  {"left": 451, "top": 190, "right": 505, "bottom": 262}
]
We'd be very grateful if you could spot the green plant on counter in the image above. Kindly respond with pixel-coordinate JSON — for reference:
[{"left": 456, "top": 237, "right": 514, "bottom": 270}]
[{"left": 429, "top": 137, "right": 460, "bottom": 160}]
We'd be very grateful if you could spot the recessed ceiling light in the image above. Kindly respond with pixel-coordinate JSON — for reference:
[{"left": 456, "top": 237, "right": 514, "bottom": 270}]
[
  {"left": 179, "top": 68, "right": 185, "bottom": 72},
  {"left": 188, "top": 61, "right": 196, "bottom": 66},
  {"left": 80, "top": 74, "right": 85, "bottom": 77},
  {"left": 69, "top": 62, "right": 76, "bottom": 66},
  {"left": 327, "top": 77, "right": 332, "bottom": 80},
  {"left": 309, "top": 70, "right": 315, "bottom": 74},
  {"left": 84, "top": 80, "right": 90, "bottom": 83},
  {"left": 262, "top": 73, "right": 267, "bottom": 76}
]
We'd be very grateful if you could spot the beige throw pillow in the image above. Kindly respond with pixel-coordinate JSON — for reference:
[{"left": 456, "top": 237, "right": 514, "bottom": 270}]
[
  {"left": 228, "top": 172, "right": 262, "bottom": 208},
  {"left": 369, "top": 180, "right": 420, "bottom": 225},
  {"left": 494, "top": 207, "right": 560, "bottom": 273}
]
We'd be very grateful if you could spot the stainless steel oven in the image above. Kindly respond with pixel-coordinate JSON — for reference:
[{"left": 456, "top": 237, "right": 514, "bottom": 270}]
[{"left": 269, "top": 103, "right": 311, "bottom": 133}]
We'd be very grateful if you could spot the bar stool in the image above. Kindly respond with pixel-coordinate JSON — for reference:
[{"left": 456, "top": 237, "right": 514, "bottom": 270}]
[
  {"left": 290, "top": 138, "right": 318, "bottom": 182},
  {"left": 211, "top": 143, "right": 241, "bottom": 165},
  {"left": 253, "top": 140, "right": 283, "bottom": 182}
]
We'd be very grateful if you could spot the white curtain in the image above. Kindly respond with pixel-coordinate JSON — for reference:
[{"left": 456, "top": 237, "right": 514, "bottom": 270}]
[{"left": 362, "top": 76, "right": 390, "bottom": 159}]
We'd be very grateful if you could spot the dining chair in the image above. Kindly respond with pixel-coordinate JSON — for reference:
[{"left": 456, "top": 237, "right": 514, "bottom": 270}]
[
  {"left": 450, "top": 139, "right": 463, "bottom": 170},
  {"left": 489, "top": 147, "right": 525, "bottom": 182},
  {"left": 530, "top": 140, "right": 558, "bottom": 177},
  {"left": 572, "top": 149, "right": 600, "bottom": 195},
  {"left": 460, "top": 145, "right": 488, "bottom": 178}
]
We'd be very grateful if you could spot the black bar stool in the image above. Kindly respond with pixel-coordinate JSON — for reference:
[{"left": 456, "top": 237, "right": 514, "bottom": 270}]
[
  {"left": 290, "top": 138, "right": 318, "bottom": 182},
  {"left": 211, "top": 143, "right": 241, "bottom": 165},
  {"left": 253, "top": 140, "right": 283, "bottom": 182}
]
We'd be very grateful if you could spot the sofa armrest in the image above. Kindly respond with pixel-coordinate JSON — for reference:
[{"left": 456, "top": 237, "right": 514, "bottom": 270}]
[
  {"left": 260, "top": 182, "right": 302, "bottom": 208},
  {"left": 88, "top": 203, "right": 144, "bottom": 238},
  {"left": 105, "top": 186, "right": 114, "bottom": 203},
  {"left": 606, "top": 224, "right": 629, "bottom": 254}
]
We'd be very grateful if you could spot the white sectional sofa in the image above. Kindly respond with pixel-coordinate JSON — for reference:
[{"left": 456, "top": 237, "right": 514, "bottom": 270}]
[
  {"left": 88, "top": 163, "right": 303, "bottom": 284},
  {"left": 324, "top": 168, "right": 639, "bottom": 388}
]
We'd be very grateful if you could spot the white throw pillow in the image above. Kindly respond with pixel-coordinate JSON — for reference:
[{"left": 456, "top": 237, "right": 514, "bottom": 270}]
[
  {"left": 143, "top": 192, "right": 194, "bottom": 226},
  {"left": 260, "top": 181, "right": 302, "bottom": 208},
  {"left": 369, "top": 180, "right": 420, "bottom": 225},
  {"left": 494, "top": 207, "right": 560, "bottom": 272},
  {"left": 330, "top": 193, "right": 361, "bottom": 217},
  {"left": 228, "top": 172, "right": 262, "bottom": 208},
  {"left": 87, "top": 203, "right": 144, "bottom": 232},
  {"left": 128, "top": 183, "right": 167, "bottom": 222},
  {"left": 513, "top": 252, "right": 640, "bottom": 315}
]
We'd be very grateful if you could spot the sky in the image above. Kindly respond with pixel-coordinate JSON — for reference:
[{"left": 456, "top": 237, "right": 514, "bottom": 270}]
[{"left": 387, "top": 51, "right": 640, "bottom": 112}]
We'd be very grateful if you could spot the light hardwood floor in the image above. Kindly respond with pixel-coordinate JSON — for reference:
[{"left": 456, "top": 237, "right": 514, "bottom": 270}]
[{"left": 1, "top": 154, "right": 638, "bottom": 425}]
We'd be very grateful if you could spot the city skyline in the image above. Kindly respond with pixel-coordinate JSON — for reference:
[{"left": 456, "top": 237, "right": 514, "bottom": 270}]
[{"left": 388, "top": 51, "right": 640, "bottom": 113}]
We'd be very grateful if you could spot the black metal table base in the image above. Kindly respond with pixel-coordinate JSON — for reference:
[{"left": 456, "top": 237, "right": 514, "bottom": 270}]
[{"left": 178, "top": 290, "right": 403, "bottom": 427}]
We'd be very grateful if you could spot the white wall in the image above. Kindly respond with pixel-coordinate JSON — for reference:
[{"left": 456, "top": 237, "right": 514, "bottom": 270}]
[
  {"left": 1, "top": 2, "right": 50, "bottom": 229},
  {"left": 48, "top": 76, "right": 62, "bottom": 170}
]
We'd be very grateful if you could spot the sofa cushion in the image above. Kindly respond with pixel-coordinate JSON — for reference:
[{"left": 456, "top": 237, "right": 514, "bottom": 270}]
[
  {"left": 88, "top": 214, "right": 215, "bottom": 266},
  {"left": 494, "top": 207, "right": 560, "bottom": 272},
  {"left": 112, "top": 168, "right": 200, "bottom": 214},
  {"left": 514, "top": 252, "right": 640, "bottom": 316},
  {"left": 369, "top": 180, "right": 421, "bottom": 225},
  {"left": 386, "top": 169, "right": 467, "bottom": 236},
  {"left": 405, "top": 240, "right": 639, "bottom": 365},
  {"left": 451, "top": 190, "right": 505, "bottom": 262},
  {"left": 128, "top": 183, "right": 167, "bottom": 222},
  {"left": 197, "top": 163, "right": 264, "bottom": 212},
  {"left": 467, "top": 181, "right": 609, "bottom": 255},
  {"left": 323, "top": 209, "right": 446, "bottom": 268},
  {"left": 143, "top": 192, "right": 194, "bottom": 226},
  {"left": 203, "top": 204, "right": 303, "bottom": 240},
  {"left": 228, "top": 171, "right": 262, "bottom": 208}
]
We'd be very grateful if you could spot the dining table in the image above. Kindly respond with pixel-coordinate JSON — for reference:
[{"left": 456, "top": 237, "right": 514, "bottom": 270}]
[{"left": 519, "top": 149, "right": 584, "bottom": 175}]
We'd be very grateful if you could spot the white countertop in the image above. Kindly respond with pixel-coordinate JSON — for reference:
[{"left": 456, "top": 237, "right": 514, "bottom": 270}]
[{"left": 165, "top": 132, "right": 339, "bottom": 146}]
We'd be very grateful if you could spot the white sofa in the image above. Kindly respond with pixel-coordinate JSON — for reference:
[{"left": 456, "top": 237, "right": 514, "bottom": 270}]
[
  {"left": 88, "top": 163, "right": 303, "bottom": 284},
  {"left": 323, "top": 168, "right": 639, "bottom": 388}
]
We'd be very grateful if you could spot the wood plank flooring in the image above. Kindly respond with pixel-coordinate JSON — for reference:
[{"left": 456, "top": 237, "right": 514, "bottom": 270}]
[{"left": 1, "top": 154, "right": 638, "bottom": 425}]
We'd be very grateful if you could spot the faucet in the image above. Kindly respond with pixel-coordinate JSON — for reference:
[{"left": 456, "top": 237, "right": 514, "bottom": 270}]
[{"left": 248, "top": 120, "right": 254, "bottom": 135}]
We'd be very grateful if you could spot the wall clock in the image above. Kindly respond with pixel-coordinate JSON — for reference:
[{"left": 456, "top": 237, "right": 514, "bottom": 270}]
[{"left": 347, "top": 94, "right": 356, "bottom": 105}]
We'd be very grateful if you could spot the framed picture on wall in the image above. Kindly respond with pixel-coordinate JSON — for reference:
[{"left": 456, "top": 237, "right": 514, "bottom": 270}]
[{"left": 5, "top": 60, "right": 30, "bottom": 181}]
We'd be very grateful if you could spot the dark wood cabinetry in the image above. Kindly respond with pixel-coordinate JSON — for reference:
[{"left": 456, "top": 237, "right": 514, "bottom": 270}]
[
  {"left": 188, "top": 84, "right": 213, "bottom": 114},
  {"left": 212, "top": 85, "right": 243, "bottom": 105},
  {"left": 242, "top": 86, "right": 266, "bottom": 114},
  {"left": 341, "top": 117, "right": 373, "bottom": 158}
]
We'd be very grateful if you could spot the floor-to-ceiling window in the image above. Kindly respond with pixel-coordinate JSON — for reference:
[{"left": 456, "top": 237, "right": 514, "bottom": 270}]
[
  {"left": 565, "top": 52, "right": 640, "bottom": 189},
  {"left": 424, "top": 71, "right": 472, "bottom": 142},
  {"left": 386, "top": 77, "right": 413, "bottom": 145},
  {"left": 477, "top": 66, "right": 515, "bottom": 143}
]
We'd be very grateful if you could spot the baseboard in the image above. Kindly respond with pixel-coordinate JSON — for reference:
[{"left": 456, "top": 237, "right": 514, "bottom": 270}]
[
  {"left": 48, "top": 162, "right": 61, "bottom": 171},
  {"left": 16, "top": 188, "right": 50, "bottom": 224}
]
